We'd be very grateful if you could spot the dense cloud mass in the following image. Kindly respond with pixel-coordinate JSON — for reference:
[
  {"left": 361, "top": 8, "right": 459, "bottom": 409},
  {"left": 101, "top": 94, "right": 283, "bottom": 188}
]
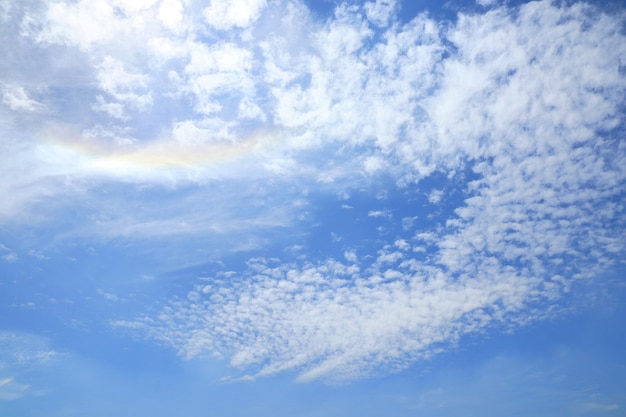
[{"left": 1, "top": 0, "right": 625, "bottom": 382}]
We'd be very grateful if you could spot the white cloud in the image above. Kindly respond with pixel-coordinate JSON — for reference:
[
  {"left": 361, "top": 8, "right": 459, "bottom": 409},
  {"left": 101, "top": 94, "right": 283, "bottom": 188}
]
[
  {"left": 127, "top": 247, "right": 550, "bottom": 381},
  {"left": 394, "top": 239, "right": 409, "bottom": 251},
  {"left": 181, "top": 41, "right": 255, "bottom": 115},
  {"left": 0, "top": 332, "right": 58, "bottom": 369},
  {"left": 0, "top": 332, "right": 58, "bottom": 401},
  {"left": 158, "top": 0, "right": 184, "bottom": 31},
  {"left": 427, "top": 189, "right": 443, "bottom": 204},
  {"left": 363, "top": 156, "right": 385, "bottom": 174},
  {"left": 1, "top": 84, "right": 43, "bottom": 112},
  {"left": 238, "top": 97, "right": 266, "bottom": 121},
  {"left": 24, "top": 0, "right": 125, "bottom": 50},
  {"left": 96, "top": 56, "right": 148, "bottom": 99},
  {"left": 170, "top": 118, "right": 234, "bottom": 145},
  {"left": 97, "top": 288, "right": 119, "bottom": 302},
  {"left": 94, "top": 56, "right": 152, "bottom": 118},
  {"left": 203, "top": 0, "right": 267, "bottom": 31},
  {"left": 344, "top": 250, "right": 358, "bottom": 263},
  {"left": 417, "top": 1, "right": 626, "bottom": 168},
  {"left": 368, "top": 210, "right": 391, "bottom": 219},
  {"left": 364, "top": 0, "right": 397, "bottom": 27},
  {"left": 476, "top": 0, "right": 498, "bottom": 6},
  {"left": 111, "top": 0, "right": 158, "bottom": 14}
]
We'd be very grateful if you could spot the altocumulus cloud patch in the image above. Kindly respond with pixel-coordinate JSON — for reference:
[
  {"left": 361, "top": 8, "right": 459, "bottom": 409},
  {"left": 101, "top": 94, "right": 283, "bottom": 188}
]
[{"left": 1, "top": 0, "right": 625, "bottom": 383}]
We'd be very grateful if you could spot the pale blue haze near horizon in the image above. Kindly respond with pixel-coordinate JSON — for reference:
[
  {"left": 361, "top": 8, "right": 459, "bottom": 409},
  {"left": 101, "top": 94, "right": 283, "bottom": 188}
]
[{"left": 1, "top": 0, "right": 625, "bottom": 415}]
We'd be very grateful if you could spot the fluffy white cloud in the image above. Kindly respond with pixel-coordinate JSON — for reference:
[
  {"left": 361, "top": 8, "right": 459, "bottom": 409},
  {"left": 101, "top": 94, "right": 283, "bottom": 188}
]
[
  {"left": 1, "top": 84, "right": 43, "bottom": 112},
  {"left": 203, "top": 0, "right": 267, "bottom": 31},
  {"left": 23, "top": 0, "right": 126, "bottom": 50},
  {"left": 364, "top": 0, "right": 397, "bottom": 27},
  {"left": 94, "top": 56, "right": 152, "bottom": 118},
  {"left": 181, "top": 42, "right": 255, "bottom": 115},
  {"left": 158, "top": 0, "right": 184, "bottom": 31}
]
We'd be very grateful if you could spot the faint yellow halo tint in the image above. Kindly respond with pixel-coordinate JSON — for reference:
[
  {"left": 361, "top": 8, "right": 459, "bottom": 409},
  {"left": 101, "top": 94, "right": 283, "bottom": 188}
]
[{"left": 41, "top": 125, "right": 283, "bottom": 177}]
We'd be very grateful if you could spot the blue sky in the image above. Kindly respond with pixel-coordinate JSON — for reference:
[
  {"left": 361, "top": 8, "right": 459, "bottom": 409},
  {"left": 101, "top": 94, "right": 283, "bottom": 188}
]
[{"left": 1, "top": 0, "right": 625, "bottom": 415}]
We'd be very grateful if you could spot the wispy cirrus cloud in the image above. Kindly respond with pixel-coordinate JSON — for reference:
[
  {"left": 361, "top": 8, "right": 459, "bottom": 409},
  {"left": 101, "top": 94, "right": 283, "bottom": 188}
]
[{"left": 0, "top": 332, "right": 58, "bottom": 401}]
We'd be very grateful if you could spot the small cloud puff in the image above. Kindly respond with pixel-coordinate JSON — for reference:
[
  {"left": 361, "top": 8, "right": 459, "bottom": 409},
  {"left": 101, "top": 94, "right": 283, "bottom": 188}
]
[
  {"left": 367, "top": 210, "right": 391, "bottom": 219},
  {"left": 364, "top": 0, "right": 397, "bottom": 27},
  {"left": 203, "top": 0, "right": 267, "bottom": 31},
  {"left": 1, "top": 84, "right": 44, "bottom": 112}
]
